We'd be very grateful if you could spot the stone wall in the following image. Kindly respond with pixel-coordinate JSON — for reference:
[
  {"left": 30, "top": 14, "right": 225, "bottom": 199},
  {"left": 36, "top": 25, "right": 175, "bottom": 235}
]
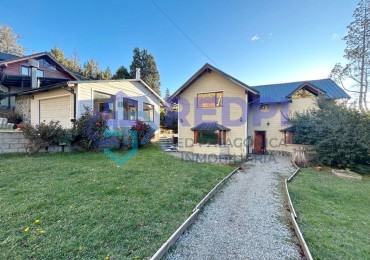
[
  {"left": 0, "top": 130, "right": 28, "bottom": 153},
  {"left": 15, "top": 96, "right": 31, "bottom": 123},
  {"left": 0, "top": 130, "right": 73, "bottom": 153}
]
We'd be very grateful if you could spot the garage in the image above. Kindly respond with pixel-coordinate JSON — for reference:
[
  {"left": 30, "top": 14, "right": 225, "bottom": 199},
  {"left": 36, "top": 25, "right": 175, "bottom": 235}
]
[{"left": 39, "top": 95, "right": 71, "bottom": 128}]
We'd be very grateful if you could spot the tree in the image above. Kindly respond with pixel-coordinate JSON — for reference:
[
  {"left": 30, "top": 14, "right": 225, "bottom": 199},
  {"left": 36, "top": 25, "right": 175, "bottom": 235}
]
[
  {"left": 164, "top": 88, "right": 171, "bottom": 100},
  {"left": 129, "top": 47, "right": 161, "bottom": 95},
  {"left": 289, "top": 98, "right": 370, "bottom": 169},
  {"left": 50, "top": 47, "right": 82, "bottom": 74},
  {"left": 330, "top": 0, "right": 370, "bottom": 112},
  {"left": 112, "top": 66, "right": 130, "bottom": 79},
  {"left": 0, "top": 24, "right": 25, "bottom": 56},
  {"left": 83, "top": 59, "right": 101, "bottom": 79},
  {"left": 97, "top": 67, "right": 112, "bottom": 80}
]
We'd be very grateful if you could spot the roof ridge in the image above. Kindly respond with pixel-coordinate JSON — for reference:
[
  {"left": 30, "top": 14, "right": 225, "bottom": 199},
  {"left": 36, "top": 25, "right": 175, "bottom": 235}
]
[{"left": 252, "top": 78, "right": 331, "bottom": 88}]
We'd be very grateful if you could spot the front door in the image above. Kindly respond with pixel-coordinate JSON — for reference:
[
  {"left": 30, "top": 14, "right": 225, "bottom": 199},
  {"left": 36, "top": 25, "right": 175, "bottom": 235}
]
[{"left": 254, "top": 131, "right": 266, "bottom": 154}]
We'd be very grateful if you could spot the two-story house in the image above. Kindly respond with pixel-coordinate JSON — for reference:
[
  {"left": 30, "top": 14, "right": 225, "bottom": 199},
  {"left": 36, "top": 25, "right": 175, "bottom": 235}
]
[{"left": 170, "top": 63, "right": 350, "bottom": 156}]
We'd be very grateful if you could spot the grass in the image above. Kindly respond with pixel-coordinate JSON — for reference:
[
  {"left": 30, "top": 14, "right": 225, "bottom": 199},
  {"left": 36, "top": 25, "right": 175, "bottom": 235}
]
[
  {"left": 288, "top": 168, "right": 370, "bottom": 259},
  {"left": 0, "top": 144, "right": 233, "bottom": 259}
]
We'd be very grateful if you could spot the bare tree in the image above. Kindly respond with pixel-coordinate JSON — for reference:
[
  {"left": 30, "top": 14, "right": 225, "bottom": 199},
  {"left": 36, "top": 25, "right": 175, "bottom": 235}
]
[{"left": 330, "top": 0, "right": 370, "bottom": 112}]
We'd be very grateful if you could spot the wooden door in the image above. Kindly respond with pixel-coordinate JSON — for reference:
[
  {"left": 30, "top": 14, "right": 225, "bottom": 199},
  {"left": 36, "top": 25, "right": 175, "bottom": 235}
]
[{"left": 254, "top": 131, "right": 266, "bottom": 154}]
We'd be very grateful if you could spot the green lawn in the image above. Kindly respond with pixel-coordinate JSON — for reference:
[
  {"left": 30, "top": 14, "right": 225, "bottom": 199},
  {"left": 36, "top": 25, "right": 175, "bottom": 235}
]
[
  {"left": 289, "top": 168, "right": 370, "bottom": 259},
  {"left": 0, "top": 144, "right": 233, "bottom": 259}
]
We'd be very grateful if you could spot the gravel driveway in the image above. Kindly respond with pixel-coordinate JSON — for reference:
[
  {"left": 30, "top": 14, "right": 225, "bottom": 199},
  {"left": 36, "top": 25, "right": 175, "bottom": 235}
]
[{"left": 165, "top": 155, "right": 302, "bottom": 260}]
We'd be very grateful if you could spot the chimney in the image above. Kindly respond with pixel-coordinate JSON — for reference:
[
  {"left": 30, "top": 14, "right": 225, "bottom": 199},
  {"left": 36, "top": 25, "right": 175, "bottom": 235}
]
[
  {"left": 28, "top": 59, "right": 39, "bottom": 89},
  {"left": 135, "top": 68, "right": 141, "bottom": 79}
]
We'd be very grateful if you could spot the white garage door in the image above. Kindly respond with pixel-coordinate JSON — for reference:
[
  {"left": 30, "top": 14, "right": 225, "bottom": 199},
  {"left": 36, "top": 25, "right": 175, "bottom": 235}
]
[{"left": 39, "top": 96, "right": 71, "bottom": 128}]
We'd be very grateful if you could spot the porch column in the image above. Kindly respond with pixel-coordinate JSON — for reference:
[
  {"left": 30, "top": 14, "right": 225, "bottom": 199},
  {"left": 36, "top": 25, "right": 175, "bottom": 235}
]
[{"left": 194, "top": 131, "right": 198, "bottom": 144}]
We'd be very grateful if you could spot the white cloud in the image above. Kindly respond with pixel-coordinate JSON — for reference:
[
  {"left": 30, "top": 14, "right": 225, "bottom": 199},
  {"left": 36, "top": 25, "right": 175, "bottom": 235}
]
[
  {"left": 331, "top": 33, "right": 340, "bottom": 40},
  {"left": 251, "top": 35, "right": 260, "bottom": 41}
]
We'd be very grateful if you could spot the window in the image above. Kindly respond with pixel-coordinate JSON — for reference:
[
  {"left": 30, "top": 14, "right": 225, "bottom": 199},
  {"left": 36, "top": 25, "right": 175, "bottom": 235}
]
[
  {"left": 123, "top": 98, "right": 138, "bottom": 120},
  {"left": 37, "top": 70, "right": 44, "bottom": 77},
  {"left": 21, "top": 66, "right": 29, "bottom": 76},
  {"left": 93, "top": 91, "right": 115, "bottom": 119},
  {"left": 38, "top": 58, "right": 56, "bottom": 70},
  {"left": 197, "top": 92, "right": 223, "bottom": 108},
  {"left": 143, "top": 103, "right": 154, "bottom": 122},
  {"left": 197, "top": 131, "right": 219, "bottom": 145},
  {"left": 285, "top": 131, "right": 294, "bottom": 144}
]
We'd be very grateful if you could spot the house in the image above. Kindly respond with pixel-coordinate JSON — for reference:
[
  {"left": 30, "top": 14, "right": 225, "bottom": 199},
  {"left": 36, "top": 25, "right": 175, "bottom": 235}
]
[
  {"left": 11, "top": 77, "right": 165, "bottom": 132},
  {"left": 170, "top": 63, "right": 350, "bottom": 156},
  {"left": 0, "top": 52, "right": 79, "bottom": 112}
]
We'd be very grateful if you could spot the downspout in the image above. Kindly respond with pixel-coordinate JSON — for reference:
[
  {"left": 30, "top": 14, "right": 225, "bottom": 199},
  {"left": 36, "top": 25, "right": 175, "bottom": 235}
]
[{"left": 62, "top": 84, "right": 76, "bottom": 123}]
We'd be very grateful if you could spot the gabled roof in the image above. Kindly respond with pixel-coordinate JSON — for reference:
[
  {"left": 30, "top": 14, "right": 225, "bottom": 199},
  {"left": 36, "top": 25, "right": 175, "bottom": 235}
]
[
  {"left": 68, "top": 79, "right": 168, "bottom": 106},
  {"left": 191, "top": 122, "right": 231, "bottom": 131},
  {"left": 252, "top": 79, "right": 350, "bottom": 104},
  {"left": 0, "top": 51, "right": 20, "bottom": 61},
  {"left": 0, "top": 52, "right": 79, "bottom": 80},
  {"left": 170, "top": 63, "right": 259, "bottom": 99}
]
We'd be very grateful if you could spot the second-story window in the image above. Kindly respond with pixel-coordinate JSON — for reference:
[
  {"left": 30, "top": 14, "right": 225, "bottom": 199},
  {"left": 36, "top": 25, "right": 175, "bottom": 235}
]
[
  {"left": 197, "top": 91, "right": 223, "bottom": 108},
  {"left": 37, "top": 70, "right": 44, "bottom": 77},
  {"left": 21, "top": 66, "right": 29, "bottom": 76}
]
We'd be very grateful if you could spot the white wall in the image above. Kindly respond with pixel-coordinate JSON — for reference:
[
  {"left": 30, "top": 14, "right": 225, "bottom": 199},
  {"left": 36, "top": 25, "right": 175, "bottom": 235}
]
[{"left": 77, "top": 80, "right": 161, "bottom": 131}]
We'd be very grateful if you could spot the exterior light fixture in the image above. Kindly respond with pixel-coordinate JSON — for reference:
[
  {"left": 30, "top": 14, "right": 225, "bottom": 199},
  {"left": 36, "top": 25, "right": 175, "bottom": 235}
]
[
  {"left": 267, "top": 121, "right": 270, "bottom": 126},
  {"left": 240, "top": 117, "right": 242, "bottom": 122}
]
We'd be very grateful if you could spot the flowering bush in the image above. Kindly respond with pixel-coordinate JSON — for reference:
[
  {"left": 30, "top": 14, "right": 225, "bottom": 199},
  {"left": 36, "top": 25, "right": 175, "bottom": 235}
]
[
  {"left": 131, "top": 120, "right": 155, "bottom": 147},
  {"left": 22, "top": 121, "right": 74, "bottom": 154},
  {"left": 74, "top": 106, "right": 108, "bottom": 151}
]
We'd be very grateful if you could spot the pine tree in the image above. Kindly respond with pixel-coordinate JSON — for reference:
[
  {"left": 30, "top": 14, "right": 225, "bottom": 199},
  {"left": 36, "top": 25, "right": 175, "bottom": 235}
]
[
  {"left": 129, "top": 47, "right": 161, "bottom": 95},
  {"left": 98, "top": 67, "right": 112, "bottom": 80},
  {"left": 0, "top": 24, "right": 25, "bottom": 56},
  {"left": 83, "top": 59, "right": 101, "bottom": 79},
  {"left": 165, "top": 88, "right": 171, "bottom": 100},
  {"left": 50, "top": 47, "right": 82, "bottom": 75},
  {"left": 112, "top": 66, "right": 130, "bottom": 79}
]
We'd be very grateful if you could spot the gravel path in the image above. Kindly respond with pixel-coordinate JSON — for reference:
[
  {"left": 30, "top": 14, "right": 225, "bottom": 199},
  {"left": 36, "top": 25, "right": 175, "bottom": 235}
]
[{"left": 165, "top": 155, "right": 302, "bottom": 260}]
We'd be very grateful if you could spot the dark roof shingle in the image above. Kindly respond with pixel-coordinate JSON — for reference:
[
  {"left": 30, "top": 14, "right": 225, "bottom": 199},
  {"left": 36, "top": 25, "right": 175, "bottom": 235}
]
[
  {"left": 191, "top": 122, "right": 231, "bottom": 131},
  {"left": 0, "top": 51, "right": 20, "bottom": 61}
]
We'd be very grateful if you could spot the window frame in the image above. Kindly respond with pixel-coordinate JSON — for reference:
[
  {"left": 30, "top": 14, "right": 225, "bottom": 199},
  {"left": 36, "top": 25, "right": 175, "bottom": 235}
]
[
  {"left": 93, "top": 91, "right": 116, "bottom": 119},
  {"left": 21, "top": 65, "right": 30, "bottom": 76},
  {"left": 143, "top": 102, "right": 154, "bottom": 122},
  {"left": 196, "top": 130, "right": 219, "bottom": 145},
  {"left": 123, "top": 97, "right": 138, "bottom": 121},
  {"left": 196, "top": 91, "right": 223, "bottom": 108},
  {"left": 36, "top": 69, "right": 44, "bottom": 78},
  {"left": 284, "top": 131, "right": 294, "bottom": 144}
]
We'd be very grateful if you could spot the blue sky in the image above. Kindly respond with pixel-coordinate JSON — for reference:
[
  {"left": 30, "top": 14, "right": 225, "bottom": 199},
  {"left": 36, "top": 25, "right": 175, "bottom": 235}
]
[{"left": 1, "top": 0, "right": 358, "bottom": 95}]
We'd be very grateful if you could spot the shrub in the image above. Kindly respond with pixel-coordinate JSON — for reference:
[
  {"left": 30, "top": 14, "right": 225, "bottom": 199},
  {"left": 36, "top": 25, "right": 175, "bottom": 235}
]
[
  {"left": 160, "top": 108, "right": 178, "bottom": 133},
  {"left": 103, "top": 127, "right": 137, "bottom": 150},
  {"left": 289, "top": 98, "right": 370, "bottom": 169},
  {"left": 74, "top": 106, "right": 108, "bottom": 151},
  {"left": 22, "top": 121, "right": 74, "bottom": 154},
  {"left": 0, "top": 109, "right": 22, "bottom": 124},
  {"left": 131, "top": 120, "right": 155, "bottom": 147}
]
